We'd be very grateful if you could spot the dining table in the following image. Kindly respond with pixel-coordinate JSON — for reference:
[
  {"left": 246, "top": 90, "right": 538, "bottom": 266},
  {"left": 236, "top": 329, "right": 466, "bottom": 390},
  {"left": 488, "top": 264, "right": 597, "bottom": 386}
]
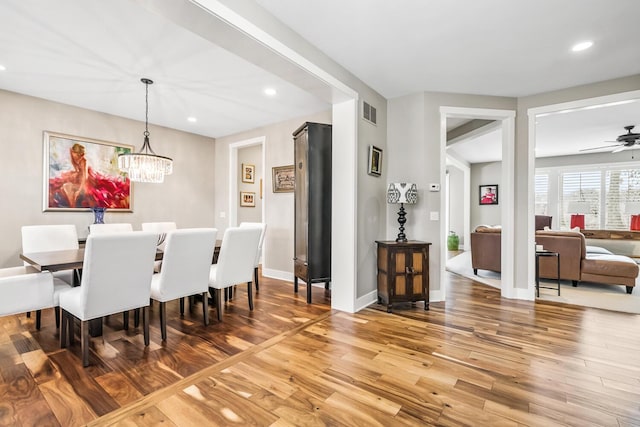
[{"left": 20, "top": 239, "right": 222, "bottom": 336}]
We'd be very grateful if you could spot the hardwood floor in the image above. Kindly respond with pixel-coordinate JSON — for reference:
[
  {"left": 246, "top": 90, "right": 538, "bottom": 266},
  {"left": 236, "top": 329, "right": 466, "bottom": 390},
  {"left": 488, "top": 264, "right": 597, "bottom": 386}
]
[{"left": 1, "top": 271, "right": 640, "bottom": 426}]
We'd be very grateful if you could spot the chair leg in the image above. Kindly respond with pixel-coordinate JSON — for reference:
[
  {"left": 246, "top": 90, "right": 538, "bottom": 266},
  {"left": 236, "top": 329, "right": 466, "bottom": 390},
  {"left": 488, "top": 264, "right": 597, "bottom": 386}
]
[
  {"left": 68, "top": 312, "right": 75, "bottom": 345},
  {"left": 143, "top": 306, "right": 149, "bottom": 346},
  {"left": 60, "top": 310, "right": 68, "bottom": 348},
  {"left": 81, "top": 320, "right": 89, "bottom": 367},
  {"left": 123, "top": 311, "right": 129, "bottom": 330},
  {"left": 254, "top": 267, "right": 259, "bottom": 291},
  {"left": 160, "top": 302, "right": 167, "bottom": 341},
  {"left": 202, "top": 291, "right": 209, "bottom": 326},
  {"left": 54, "top": 306, "right": 60, "bottom": 328},
  {"left": 247, "top": 281, "right": 254, "bottom": 311},
  {"left": 35, "top": 310, "right": 42, "bottom": 330},
  {"left": 216, "top": 288, "right": 223, "bottom": 322},
  {"left": 27, "top": 311, "right": 31, "bottom": 318},
  {"left": 179, "top": 297, "right": 185, "bottom": 315},
  {"left": 134, "top": 308, "right": 140, "bottom": 327}
]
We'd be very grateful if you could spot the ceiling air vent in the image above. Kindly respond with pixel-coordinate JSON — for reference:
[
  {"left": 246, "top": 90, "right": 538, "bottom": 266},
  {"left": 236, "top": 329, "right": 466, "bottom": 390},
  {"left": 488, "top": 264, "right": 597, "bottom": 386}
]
[{"left": 363, "top": 101, "right": 377, "bottom": 125}]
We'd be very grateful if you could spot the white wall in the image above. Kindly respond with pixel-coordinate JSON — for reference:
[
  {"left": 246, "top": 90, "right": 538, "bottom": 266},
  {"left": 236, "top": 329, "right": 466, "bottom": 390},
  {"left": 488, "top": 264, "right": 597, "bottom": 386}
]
[
  {"left": 0, "top": 89, "right": 216, "bottom": 268},
  {"left": 387, "top": 92, "right": 516, "bottom": 295}
]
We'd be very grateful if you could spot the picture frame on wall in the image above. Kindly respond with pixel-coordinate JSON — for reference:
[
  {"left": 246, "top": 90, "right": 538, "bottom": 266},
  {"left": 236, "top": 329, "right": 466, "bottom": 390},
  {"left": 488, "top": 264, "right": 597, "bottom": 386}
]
[
  {"left": 43, "top": 131, "right": 133, "bottom": 212},
  {"left": 367, "top": 145, "right": 382, "bottom": 177},
  {"left": 479, "top": 184, "right": 499, "bottom": 205},
  {"left": 242, "top": 163, "right": 255, "bottom": 183},
  {"left": 240, "top": 191, "right": 256, "bottom": 207},
  {"left": 272, "top": 165, "right": 295, "bottom": 193}
]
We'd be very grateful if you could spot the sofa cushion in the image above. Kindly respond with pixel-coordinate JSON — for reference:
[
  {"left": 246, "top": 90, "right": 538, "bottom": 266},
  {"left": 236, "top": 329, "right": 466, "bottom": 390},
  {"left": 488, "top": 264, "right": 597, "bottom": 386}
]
[
  {"left": 582, "top": 254, "right": 639, "bottom": 278},
  {"left": 585, "top": 245, "right": 613, "bottom": 255}
]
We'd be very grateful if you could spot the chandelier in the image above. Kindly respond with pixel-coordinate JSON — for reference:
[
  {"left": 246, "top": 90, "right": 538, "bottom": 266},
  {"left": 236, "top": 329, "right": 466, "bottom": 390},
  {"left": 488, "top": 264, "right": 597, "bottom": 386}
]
[{"left": 118, "top": 78, "right": 173, "bottom": 183}]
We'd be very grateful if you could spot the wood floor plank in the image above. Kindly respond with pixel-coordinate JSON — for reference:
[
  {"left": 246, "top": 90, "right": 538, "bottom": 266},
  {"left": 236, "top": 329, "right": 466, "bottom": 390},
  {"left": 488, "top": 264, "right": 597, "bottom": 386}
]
[{"left": 2, "top": 272, "right": 640, "bottom": 426}]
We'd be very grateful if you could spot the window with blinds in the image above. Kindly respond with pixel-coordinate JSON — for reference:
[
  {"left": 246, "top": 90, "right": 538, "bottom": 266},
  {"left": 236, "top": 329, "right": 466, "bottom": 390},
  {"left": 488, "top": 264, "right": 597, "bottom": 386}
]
[
  {"left": 534, "top": 174, "right": 548, "bottom": 215},
  {"left": 560, "top": 171, "right": 601, "bottom": 229},
  {"left": 547, "top": 167, "right": 640, "bottom": 230}
]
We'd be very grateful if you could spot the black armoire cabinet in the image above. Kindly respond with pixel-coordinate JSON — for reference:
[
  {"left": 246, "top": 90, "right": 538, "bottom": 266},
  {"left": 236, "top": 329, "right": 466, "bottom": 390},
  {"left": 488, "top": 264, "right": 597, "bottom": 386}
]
[{"left": 293, "top": 122, "right": 332, "bottom": 303}]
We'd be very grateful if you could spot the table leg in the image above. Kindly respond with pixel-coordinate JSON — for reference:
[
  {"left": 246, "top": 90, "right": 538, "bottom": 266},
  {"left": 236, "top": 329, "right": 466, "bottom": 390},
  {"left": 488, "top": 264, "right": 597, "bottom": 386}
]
[
  {"left": 556, "top": 253, "right": 561, "bottom": 296},
  {"left": 535, "top": 254, "right": 540, "bottom": 297}
]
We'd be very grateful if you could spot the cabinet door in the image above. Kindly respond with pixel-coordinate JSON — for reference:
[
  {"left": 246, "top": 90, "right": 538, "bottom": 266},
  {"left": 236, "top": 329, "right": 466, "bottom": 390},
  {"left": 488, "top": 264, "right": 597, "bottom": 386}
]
[
  {"left": 392, "top": 248, "right": 426, "bottom": 299},
  {"left": 294, "top": 128, "right": 308, "bottom": 266}
]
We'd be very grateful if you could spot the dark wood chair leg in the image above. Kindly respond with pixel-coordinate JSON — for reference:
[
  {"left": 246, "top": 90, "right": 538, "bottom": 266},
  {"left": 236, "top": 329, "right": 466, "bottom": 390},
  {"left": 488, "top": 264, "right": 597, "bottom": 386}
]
[
  {"left": 189, "top": 296, "right": 194, "bottom": 312},
  {"left": 143, "top": 306, "right": 149, "bottom": 346},
  {"left": 54, "top": 306, "right": 60, "bottom": 328},
  {"left": 68, "top": 312, "right": 75, "bottom": 345},
  {"left": 202, "top": 292, "right": 209, "bottom": 326},
  {"left": 160, "top": 301, "right": 167, "bottom": 341},
  {"left": 134, "top": 308, "right": 140, "bottom": 327},
  {"left": 27, "top": 311, "right": 31, "bottom": 318},
  {"left": 60, "top": 310, "right": 68, "bottom": 348},
  {"left": 216, "top": 288, "right": 223, "bottom": 322},
  {"left": 247, "top": 281, "right": 254, "bottom": 311},
  {"left": 294, "top": 277, "right": 298, "bottom": 293},
  {"left": 179, "top": 297, "right": 185, "bottom": 315},
  {"left": 35, "top": 310, "right": 42, "bottom": 330},
  {"left": 81, "top": 320, "right": 89, "bottom": 367},
  {"left": 307, "top": 281, "right": 312, "bottom": 304},
  {"left": 627, "top": 286, "right": 633, "bottom": 294},
  {"left": 123, "top": 311, "right": 129, "bottom": 330},
  {"left": 254, "top": 267, "right": 259, "bottom": 291}
]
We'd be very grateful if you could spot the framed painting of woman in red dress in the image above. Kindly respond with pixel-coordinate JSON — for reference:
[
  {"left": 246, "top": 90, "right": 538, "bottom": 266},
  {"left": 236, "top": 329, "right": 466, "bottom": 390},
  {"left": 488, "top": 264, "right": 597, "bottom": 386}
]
[{"left": 43, "top": 131, "right": 133, "bottom": 212}]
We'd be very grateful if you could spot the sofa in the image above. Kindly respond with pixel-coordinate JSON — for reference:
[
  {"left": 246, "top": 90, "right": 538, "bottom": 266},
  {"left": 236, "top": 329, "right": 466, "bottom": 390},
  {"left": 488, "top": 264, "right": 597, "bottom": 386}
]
[{"left": 470, "top": 226, "right": 639, "bottom": 294}]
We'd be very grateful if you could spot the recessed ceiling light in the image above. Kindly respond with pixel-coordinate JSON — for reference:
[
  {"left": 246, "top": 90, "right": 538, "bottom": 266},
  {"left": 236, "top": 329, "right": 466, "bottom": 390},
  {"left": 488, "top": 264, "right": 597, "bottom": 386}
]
[
  {"left": 187, "top": 117, "right": 197, "bottom": 123},
  {"left": 571, "top": 41, "right": 593, "bottom": 52},
  {"left": 0, "top": 65, "right": 6, "bottom": 71},
  {"left": 264, "top": 88, "right": 277, "bottom": 96}
]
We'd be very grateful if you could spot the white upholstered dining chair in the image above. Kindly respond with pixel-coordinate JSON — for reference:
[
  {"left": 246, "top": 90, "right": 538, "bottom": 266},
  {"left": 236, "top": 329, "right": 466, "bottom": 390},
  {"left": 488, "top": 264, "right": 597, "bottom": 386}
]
[
  {"left": 59, "top": 231, "right": 157, "bottom": 367},
  {"left": 150, "top": 228, "right": 217, "bottom": 340},
  {"left": 0, "top": 266, "right": 72, "bottom": 330},
  {"left": 21, "top": 224, "right": 79, "bottom": 327},
  {"left": 89, "top": 223, "right": 133, "bottom": 234},
  {"left": 208, "top": 227, "right": 262, "bottom": 322},
  {"left": 239, "top": 222, "right": 267, "bottom": 291}
]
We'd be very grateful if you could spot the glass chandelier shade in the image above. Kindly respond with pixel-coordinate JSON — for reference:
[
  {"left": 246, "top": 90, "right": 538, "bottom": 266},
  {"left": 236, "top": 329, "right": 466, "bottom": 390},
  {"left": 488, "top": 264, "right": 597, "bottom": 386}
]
[{"left": 118, "top": 78, "right": 173, "bottom": 183}]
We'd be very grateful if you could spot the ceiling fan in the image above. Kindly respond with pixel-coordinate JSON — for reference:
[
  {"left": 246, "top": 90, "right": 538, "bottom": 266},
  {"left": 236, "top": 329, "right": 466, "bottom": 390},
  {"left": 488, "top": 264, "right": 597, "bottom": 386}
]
[{"left": 580, "top": 125, "right": 640, "bottom": 153}]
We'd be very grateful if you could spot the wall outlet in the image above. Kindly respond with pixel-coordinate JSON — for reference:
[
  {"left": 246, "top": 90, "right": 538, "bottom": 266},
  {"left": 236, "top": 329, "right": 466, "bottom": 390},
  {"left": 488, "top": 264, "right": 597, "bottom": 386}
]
[
  {"left": 430, "top": 211, "right": 439, "bottom": 221},
  {"left": 429, "top": 183, "right": 440, "bottom": 192},
  {"left": 219, "top": 211, "right": 226, "bottom": 218}
]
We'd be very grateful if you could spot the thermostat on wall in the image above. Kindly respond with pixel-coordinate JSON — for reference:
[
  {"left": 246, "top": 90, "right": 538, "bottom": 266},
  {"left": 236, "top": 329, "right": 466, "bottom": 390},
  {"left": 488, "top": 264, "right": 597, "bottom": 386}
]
[{"left": 429, "top": 183, "right": 440, "bottom": 192}]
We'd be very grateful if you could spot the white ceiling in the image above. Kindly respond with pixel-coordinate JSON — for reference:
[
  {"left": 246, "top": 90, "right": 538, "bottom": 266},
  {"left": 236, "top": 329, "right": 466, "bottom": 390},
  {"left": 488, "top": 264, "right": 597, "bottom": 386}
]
[{"left": 1, "top": 0, "right": 639, "bottom": 158}]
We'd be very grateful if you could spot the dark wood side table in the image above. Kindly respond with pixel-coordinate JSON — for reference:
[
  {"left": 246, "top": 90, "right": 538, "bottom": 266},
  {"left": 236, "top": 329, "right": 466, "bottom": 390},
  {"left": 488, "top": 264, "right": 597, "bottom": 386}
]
[
  {"left": 375, "top": 241, "right": 431, "bottom": 313},
  {"left": 535, "top": 250, "right": 560, "bottom": 297}
]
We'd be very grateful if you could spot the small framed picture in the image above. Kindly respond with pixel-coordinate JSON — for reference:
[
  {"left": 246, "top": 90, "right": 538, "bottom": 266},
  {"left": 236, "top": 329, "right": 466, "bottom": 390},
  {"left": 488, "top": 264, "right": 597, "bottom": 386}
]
[
  {"left": 479, "top": 185, "right": 499, "bottom": 205},
  {"left": 240, "top": 191, "right": 255, "bottom": 207},
  {"left": 272, "top": 165, "right": 295, "bottom": 193},
  {"left": 368, "top": 145, "right": 382, "bottom": 177},
  {"left": 242, "top": 163, "right": 255, "bottom": 183}
]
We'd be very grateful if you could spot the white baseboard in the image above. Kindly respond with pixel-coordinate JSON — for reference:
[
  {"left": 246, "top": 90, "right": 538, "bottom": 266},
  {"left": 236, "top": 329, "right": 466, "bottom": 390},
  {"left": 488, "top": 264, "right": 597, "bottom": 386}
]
[
  {"left": 430, "top": 289, "right": 444, "bottom": 302},
  {"left": 262, "top": 268, "right": 293, "bottom": 283},
  {"left": 355, "top": 290, "right": 378, "bottom": 312}
]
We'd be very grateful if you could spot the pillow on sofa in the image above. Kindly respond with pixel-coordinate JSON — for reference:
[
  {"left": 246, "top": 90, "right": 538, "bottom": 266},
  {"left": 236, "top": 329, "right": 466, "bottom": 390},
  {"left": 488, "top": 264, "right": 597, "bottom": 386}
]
[{"left": 586, "top": 245, "right": 613, "bottom": 255}]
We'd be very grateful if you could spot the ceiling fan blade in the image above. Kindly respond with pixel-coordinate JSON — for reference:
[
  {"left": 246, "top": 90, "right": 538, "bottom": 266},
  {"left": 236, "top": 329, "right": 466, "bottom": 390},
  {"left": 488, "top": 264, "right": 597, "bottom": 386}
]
[{"left": 579, "top": 144, "right": 620, "bottom": 152}]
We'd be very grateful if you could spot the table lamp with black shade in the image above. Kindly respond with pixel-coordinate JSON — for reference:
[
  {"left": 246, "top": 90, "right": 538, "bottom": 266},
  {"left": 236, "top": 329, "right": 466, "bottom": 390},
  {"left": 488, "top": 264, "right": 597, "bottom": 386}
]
[{"left": 387, "top": 182, "right": 418, "bottom": 242}]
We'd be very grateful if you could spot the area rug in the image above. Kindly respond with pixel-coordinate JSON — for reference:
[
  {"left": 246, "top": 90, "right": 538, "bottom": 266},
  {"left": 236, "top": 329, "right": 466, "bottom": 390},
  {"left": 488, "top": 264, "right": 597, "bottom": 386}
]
[{"left": 446, "top": 251, "right": 640, "bottom": 314}]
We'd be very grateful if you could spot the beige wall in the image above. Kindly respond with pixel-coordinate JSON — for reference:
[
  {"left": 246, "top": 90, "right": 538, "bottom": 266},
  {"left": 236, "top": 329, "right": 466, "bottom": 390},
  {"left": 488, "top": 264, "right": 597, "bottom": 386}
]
[
  {"left": 214, "top": 110, "right": 332, "bottom": 278},
  {"left": 471, "top": 161, "right": 502, "bottom": 228},
  {"left": 0, "top": 89, "right": 216, "bottom": 268},
  {"left": 237, "top": 145, "right": 263, "bottom": 223}
]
